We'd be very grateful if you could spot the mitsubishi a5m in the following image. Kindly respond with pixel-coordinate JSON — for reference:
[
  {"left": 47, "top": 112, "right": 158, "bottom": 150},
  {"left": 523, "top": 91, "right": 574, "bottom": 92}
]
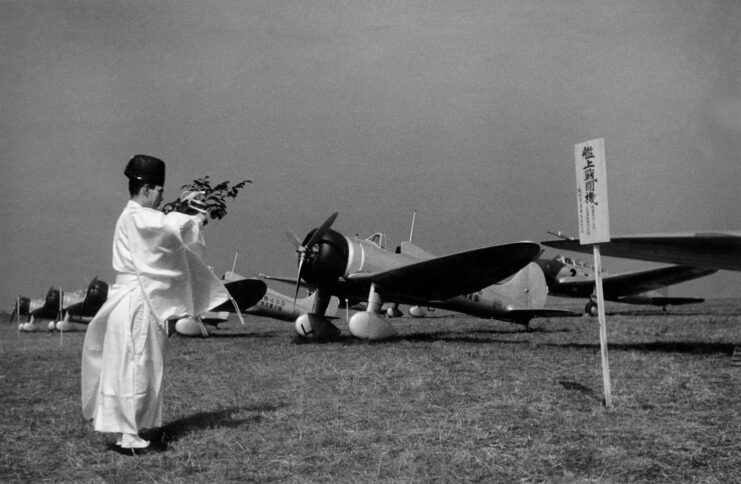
[
  {"left": 537, "top": 254, "right": 716, "bottom": 315},
  {"left": 10, "top": 277, "right": 109, "bottom": 332},
  {"left": 274, "top": 213, "right": 576, "bottom": 341}
]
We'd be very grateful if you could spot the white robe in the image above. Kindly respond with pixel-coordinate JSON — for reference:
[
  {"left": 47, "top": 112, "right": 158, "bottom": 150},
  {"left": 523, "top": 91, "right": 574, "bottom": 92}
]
[{"left": 81, "top": 200, "right": 229, "bottom": 434}]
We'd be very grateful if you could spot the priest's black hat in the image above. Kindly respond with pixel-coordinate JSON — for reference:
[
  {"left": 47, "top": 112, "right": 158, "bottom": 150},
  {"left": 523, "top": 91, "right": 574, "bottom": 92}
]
[{"left": 124, "top": 154, "right": 165, "bottom": 186}]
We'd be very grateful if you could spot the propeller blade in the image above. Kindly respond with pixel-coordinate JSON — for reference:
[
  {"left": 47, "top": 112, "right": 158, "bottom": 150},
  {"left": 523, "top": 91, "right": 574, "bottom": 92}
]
[
  {"left": 302, "top": 212, "right": 338, "bottom": 251},
  {"left": 58, "top": 288, "right": 64, "bottom": 321},
  {"left": 9, "top": 297, "right": 18, "bottom": 324},
  {"left": 292, "top": 257, "right": 305, "bottom": 311},
  {"left": 291, "top": 212, "right": 338, "bottom": 311},
  {"left": 285, "top": 229, "right": 302, "bottom": 249}
]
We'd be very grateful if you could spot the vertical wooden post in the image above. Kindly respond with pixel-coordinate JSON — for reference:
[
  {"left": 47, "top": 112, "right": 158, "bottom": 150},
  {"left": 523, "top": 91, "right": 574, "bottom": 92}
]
[{"left": 593, "top": 244, "right": 612, "bottom": 408}]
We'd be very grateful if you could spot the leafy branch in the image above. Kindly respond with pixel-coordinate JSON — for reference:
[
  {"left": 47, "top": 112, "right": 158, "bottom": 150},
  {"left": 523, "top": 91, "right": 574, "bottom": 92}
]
[{"left": 161, "top": 176, "right": 252, "bottom": 220}]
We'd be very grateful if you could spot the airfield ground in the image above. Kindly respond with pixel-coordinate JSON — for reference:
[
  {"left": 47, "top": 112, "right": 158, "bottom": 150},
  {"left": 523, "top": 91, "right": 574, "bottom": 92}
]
[{"left": 1, "top": 297, "right": 740, "bottom": 483}]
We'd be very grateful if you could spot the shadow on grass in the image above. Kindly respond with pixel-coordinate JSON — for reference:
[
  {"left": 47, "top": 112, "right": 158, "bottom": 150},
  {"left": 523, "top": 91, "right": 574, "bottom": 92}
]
[
  {"left": 557, "top": 380, "right": 601, "bottom": 402},
  {"left": 307, "top": 332, "right": 738, "bottom": 356},
  {"left": 549, "top": 341, "right": 737, "bottom": 355},
  {"left": 144, "top": 403, "right": 284, "bottom": 443},
  {"left": 604, "top": 309, "right": 741, "bottom": 317},
  {"left": 198, "top": 331, "right": 286, "bottom": 339},
  {"left": 290, "top": 326, "right": 571, "bottom": 345}
]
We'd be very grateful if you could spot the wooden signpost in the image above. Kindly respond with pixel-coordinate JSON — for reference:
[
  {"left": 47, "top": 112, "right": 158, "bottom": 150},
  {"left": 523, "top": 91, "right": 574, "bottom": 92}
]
[{"left": 574, "top": 137, "right": 613, "bottom": 409}]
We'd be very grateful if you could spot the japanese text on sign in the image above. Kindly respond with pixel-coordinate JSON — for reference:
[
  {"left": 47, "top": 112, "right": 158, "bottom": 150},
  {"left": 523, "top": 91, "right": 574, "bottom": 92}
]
[{"left": 574, "top": 138, "right": 610, "bottom": 244}]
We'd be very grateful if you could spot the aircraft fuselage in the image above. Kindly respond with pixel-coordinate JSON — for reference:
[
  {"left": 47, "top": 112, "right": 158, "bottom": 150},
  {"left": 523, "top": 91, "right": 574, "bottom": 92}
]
[{"left": 301, "top": 230, "right": 546, "bottom": 322}]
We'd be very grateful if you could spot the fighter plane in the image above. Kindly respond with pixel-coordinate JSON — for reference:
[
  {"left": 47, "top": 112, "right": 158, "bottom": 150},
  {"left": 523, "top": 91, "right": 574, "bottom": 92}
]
[
  {"left": 272, "top": 212, "right": 577, "bottom": 340},
  {"left": 170, "top": 274, "right": 269, "bottom": 336},
  {"left": 542, "top": 231, "right": 741, "bottom": 272},
  {"left": 13, "top": 274, "right": 266, "bottom": 334},
  {"left": 8, "top": 295, "right": 44, "bottom": 325},
  {"left": 174, "top": 273, "right": 339, "bottom": 336},
  {"left": 12, "top": 282, "right": 99, "bottom": 332},
  {"left": 536, "top": 254, "right": 717, "bottom": 315},
  {"left": 245, "top": 286, "right": 340, "bottom": 322},
  {"left": 51, "top": 277, "right": 109, "bottom": 331}
]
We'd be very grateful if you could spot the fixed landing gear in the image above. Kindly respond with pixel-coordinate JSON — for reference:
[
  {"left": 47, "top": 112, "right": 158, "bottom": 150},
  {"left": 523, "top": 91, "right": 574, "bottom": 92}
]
[
  {"left": 386, "top": 304, "right": 403, "bottom": 318},
  {"left": 294, "top": 289, "right": 341, "bottom": 340},
  {"left": 348, "top": 283, "right": 397, "bottom": 340},
  {"left": 294, "top": 313, "right": 341, "bottom": 340},
  {"left": 585, "top": 300, "right": 599, "bottom": 317},
  {"left": 348, "top": 312, "right": 397, "bottom": 340}
]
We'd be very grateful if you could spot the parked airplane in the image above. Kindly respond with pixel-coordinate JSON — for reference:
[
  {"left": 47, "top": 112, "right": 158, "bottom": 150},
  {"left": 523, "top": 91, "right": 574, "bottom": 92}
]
[
  {"left": 14, "top": 283, "right": 96, "bottom": 332},
  {"left": 272, "top": 212, "right": 577, "bottom": 340},
  {"left": 51, "top": 277, "right": 109, "bottom": 331},
  {"left": 14, "top": 275, "right": 266, "bottom": 334},
  {"left": 536, "top": 254, "right": 717, "bottom": 315},
  {"left": 543, "top": 230, "right": 741, "bottom": 363},
  {"left": 542, "top": 231, "right": 741, "bottom": 272},
  {"left": 174, "top": 273, "right": 340, "bottom": 336},
  {"left": 245, "top": 286, "right": 341, "bottom": 322},
  {"left": 8, "top": 295, "right": 43, "bottom": 325},
  {"left": 159, "top": 274, "right": 268, "bottom": 336}
]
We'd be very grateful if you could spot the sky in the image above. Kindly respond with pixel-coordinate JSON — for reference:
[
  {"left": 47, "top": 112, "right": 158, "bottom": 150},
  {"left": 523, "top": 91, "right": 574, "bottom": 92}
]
[{"left": 2, "top": 0, "right": 740, "bottom": 307}]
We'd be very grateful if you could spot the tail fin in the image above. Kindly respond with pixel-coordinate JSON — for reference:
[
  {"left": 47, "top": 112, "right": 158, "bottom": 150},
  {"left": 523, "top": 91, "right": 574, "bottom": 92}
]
[
  {"left": 496, "top": 262, "right": 548, "bottom": 310},
  {"left": 493, "top": 263, "right": 580, "bottom": 324}
]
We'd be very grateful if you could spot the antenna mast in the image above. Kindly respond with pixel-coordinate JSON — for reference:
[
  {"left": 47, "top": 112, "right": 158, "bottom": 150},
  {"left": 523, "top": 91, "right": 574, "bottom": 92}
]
[
  {"left": 231, "top": 251, "right": 239, "bottom": 273},
  {"left": 409, "top": 210, "right": 417, "bottom": 243}
]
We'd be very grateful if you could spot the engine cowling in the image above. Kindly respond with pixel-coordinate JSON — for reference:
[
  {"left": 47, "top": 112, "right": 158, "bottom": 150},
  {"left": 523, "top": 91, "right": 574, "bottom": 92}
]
[
  {"left": 300, "top": 228, "right": 349, "bottom": 285},
  {"left": 44, "top": 288, "right": 60, "bottom": 311},
  {"left": 85, "top": 279, "right": 109, "bottom": 310}
]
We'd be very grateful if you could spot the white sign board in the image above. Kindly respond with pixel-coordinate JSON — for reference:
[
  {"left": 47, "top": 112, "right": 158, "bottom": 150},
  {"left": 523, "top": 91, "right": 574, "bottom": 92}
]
[{"left": 575, "top": 138, "right": 610, "bottom": 244}]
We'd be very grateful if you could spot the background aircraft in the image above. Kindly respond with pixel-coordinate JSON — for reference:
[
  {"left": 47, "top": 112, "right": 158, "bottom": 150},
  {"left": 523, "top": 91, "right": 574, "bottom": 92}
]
[
  {"left": 13, "top": 283, "right": 96, "bottom": 332},
  {"left": 172, "top": 274, "right": 268, "bottom": 336},
  {"left": 275, "top": 212, "right": 576, "bottom": 340},
  {"left": 536, "top": 255, "right": 717, "bottom": 315},
  {"left": 245, "top": 286, "right": 340, "bottom": 322},
  {"left": 52, "top": 277, "right": 109, "bottom": 331},
  {"left": 174, "top": 273, "right": 339, "bottom": 336},
  {"left": 13, "top": 275, "right": 266, "bottom": 334},
  {"left": 542, "top": 231, "right": 741, "bottom": 272},
  {"left": 8, "top": 295, "right": 44, "bottom": 325}
]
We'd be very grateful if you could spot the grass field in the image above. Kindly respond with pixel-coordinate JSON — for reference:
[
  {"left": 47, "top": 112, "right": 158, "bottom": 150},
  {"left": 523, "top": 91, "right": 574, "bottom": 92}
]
[{"left": 2, "top": 298, "right": 740, "bottom": 483}]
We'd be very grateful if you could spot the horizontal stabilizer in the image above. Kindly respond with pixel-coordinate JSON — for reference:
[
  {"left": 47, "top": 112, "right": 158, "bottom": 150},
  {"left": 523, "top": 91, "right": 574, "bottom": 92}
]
[{"left": 214, "top": 278, "right": 267, "bottom": 313}]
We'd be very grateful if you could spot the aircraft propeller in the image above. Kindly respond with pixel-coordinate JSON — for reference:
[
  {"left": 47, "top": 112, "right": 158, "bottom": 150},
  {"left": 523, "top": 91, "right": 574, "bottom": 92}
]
[
  {"left": 284, "top": 230, "right": 302, "bottom": 249},
  {"left": 291, "top": 212, "right": 338, "bottom": 310},
  {"left": 57, "top": 288, "right": 64, "bottom": 323},
  {"left": 9, "top": 296, "right": 19, "bottom": 324}
]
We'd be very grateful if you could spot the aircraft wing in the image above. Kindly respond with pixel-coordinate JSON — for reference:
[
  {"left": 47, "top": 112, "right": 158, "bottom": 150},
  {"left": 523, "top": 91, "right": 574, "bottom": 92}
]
[
  {"left": 212, "top": 278, "right": 268, "bottom": 312},
  {"left": 551, "top": 265, "right": 718, "bottom": 299},
  {"left": 542, "top": 232, "right": 741, "bottom": 271},
  {"left": 347, "top": 242, "right": 541, "bottom": 301}
]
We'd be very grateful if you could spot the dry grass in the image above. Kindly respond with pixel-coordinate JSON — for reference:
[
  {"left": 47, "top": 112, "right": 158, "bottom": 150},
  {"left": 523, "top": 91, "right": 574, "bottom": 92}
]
[{"left": 1, "top": 298, "right": 740, "bottom": 483}]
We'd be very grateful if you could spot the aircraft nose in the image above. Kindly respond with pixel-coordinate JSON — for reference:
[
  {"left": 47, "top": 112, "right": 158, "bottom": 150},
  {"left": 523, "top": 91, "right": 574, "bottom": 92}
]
[{"left": 302, "top": 229, "right": 349, "bottom": 285}]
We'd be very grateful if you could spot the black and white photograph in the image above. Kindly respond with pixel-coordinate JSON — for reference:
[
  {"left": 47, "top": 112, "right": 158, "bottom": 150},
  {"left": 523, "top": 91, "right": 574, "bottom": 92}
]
[{"left": 2, "top": 1, "right": 740, "bottom": 482}]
